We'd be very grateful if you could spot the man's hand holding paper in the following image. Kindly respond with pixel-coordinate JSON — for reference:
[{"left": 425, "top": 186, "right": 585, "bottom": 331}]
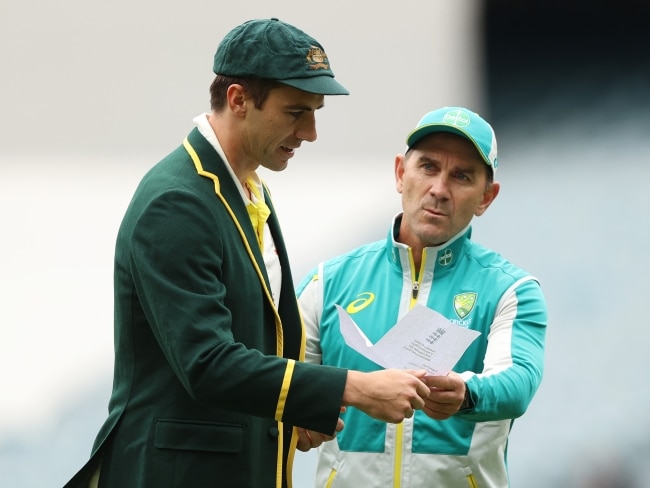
[{"left": 336, "top": 304, "right": 480, "bottom": 376}]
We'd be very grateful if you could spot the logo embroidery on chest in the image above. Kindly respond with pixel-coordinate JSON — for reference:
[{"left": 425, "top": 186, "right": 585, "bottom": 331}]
[
  {"left": 438, "top": 248, "right": 453, "bottom": 266},
  {"left": 454, "top": 292, "right": 477, "bottom": 319},
  {"left": 346, "top": 292, "right": 375, "bottom": 314}
]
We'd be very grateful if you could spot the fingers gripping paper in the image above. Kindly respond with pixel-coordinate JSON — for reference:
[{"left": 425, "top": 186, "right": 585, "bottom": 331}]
[{"left": 336, "top": 304, "right": 480, "bottom": 376}]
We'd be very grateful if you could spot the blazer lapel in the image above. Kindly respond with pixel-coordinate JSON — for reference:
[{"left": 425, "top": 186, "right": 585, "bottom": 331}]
[{"left": 182, "top": 128, "right": 272, "bottom": 292}]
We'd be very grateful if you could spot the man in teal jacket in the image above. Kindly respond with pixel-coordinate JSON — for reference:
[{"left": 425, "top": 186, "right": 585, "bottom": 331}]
[
  {"left": 63, "top": 18, "right": 430, "bottom": 488},
  {"left": 297, "top": 107, "right": 548, "bottom": 487}
]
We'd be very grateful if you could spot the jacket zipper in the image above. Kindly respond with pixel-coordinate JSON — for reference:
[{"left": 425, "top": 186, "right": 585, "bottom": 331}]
[{"left": 412, "top": 281, "right": 420, "bottom": 299}]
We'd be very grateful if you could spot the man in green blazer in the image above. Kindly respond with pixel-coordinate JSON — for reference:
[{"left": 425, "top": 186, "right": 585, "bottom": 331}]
[{"left": 63, "top": 18, "right": 430, "bottom": 488}]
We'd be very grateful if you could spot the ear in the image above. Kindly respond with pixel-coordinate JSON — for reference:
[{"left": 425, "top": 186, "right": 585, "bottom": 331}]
[
  {"left": 395, "top": 153, "right": 406, "bottom": 194},
  {"left": 475, "top": 181, "right": 500, "bottom": 216},
  {"left": 226, "top": 84, "right": 247, "bottom": 116}
]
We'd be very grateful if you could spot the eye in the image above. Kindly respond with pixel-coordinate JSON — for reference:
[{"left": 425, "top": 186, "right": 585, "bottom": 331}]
[
  {"left": 452, "top": 170, "right": 471, "bottom": 181},
  {"left": 420, "top": 161, "right": 436, "bottom": 173}
]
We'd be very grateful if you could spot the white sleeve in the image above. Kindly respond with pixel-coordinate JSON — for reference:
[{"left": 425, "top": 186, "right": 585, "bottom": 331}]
[
  {"left": 297, "top": 263, "right": 324, "bottom": 365},
  {"left": 460, "top": 276, "right": 537, "bottom": 383}
]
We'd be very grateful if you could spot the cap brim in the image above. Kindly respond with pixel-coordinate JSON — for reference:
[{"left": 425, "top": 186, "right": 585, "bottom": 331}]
[
  {"left": 407, "top": 125, "right": 468, "bottom": 148},
  {"left": 280, "top": 76, "right": 349, "bottom": 95}
]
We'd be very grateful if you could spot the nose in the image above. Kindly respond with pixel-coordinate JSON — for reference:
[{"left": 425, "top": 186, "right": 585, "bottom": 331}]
[
  {"left": 428, "top": 174, "right": 450, "bottom": 199},
  {"left": 296, "top": 113, "right": 317, "bottom": 142}
]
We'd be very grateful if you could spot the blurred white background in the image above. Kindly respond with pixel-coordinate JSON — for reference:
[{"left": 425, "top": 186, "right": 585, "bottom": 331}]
[{"left": 2, "top": 1, "right": 649, "bottom": 487}]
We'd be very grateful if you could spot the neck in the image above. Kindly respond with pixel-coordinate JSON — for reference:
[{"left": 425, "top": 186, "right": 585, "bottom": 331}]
[{"left": 207, "top": 112, "right": 257, "bottom": 186}]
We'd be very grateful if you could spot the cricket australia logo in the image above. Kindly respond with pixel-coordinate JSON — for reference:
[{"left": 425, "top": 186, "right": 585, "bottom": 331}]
[
  {"left": 454, "top": 292, "right": 477, "bottom": 319},
  {"left": 306, "top": 46, "right": 330, "bottom": 70}
]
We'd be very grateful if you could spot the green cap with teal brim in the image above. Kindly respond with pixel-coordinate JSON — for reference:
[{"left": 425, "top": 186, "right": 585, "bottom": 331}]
[
  {"left": 213, "top": 18, "right": 349, "bottom": 96},
  {"left": 406, "top": 107, "right": 498, "bottom": 172}
]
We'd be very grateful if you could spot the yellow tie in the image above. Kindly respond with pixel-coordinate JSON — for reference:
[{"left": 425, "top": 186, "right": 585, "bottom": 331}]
[{"left": 245, "top": 178, "right": 270, "bottom": 249}]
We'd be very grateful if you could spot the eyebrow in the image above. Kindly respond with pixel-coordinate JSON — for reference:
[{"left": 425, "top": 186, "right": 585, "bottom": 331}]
[{"left": 418, "top": 154, "right": 479, "bottom": 172}]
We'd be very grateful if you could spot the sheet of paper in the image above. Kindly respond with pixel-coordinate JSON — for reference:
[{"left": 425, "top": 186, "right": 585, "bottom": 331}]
[{"left": 336, "top": 303, "right": 480, "bottom": 376}]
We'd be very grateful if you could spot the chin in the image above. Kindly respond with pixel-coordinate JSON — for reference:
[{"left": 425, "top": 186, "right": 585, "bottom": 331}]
[{"left": 422, "top": 230, "right": 449, "bottom": 247}]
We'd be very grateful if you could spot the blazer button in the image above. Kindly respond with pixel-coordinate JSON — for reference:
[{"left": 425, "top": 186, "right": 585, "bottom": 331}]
[{"left": 268, "top": 427, "right": 279, "bottom": 438}]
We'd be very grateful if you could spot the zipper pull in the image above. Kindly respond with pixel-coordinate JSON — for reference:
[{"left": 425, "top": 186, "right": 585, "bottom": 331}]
[{"left": 412, "top": 282, "right": 420, "bottom": 299}]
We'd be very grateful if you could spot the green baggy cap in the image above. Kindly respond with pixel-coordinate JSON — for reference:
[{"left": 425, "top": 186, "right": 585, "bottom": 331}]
[{"left": 213, "top": 18, "right": 349, "bottom": 96}]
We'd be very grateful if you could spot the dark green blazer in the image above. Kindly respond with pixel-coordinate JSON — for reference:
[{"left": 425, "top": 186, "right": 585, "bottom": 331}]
[{"left": 64, "top": 128, "right": 347, "bottom": 488}]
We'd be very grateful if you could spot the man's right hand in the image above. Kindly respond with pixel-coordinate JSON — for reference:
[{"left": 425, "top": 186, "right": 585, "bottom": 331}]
[{"left": 342, "top": 369, "right": 429, "bottom": 423}]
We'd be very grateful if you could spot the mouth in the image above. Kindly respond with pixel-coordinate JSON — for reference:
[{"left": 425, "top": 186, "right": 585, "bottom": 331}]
[
  {"left": 424, "top": 207, "right": 446, "bottom": 218},
  {"left": 280, "top": 146, "right": 296, "bottom": 157}
]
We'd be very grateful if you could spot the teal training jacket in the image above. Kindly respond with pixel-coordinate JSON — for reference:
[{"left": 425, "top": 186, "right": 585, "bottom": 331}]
[{"left": 296, "top": 215, "right": 547, "bottom": 488}]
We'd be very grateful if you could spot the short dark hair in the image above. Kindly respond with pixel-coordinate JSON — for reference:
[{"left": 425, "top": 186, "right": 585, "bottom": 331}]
[{"left": 209, "top": 75, "right": 284, "bottom": 111}]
